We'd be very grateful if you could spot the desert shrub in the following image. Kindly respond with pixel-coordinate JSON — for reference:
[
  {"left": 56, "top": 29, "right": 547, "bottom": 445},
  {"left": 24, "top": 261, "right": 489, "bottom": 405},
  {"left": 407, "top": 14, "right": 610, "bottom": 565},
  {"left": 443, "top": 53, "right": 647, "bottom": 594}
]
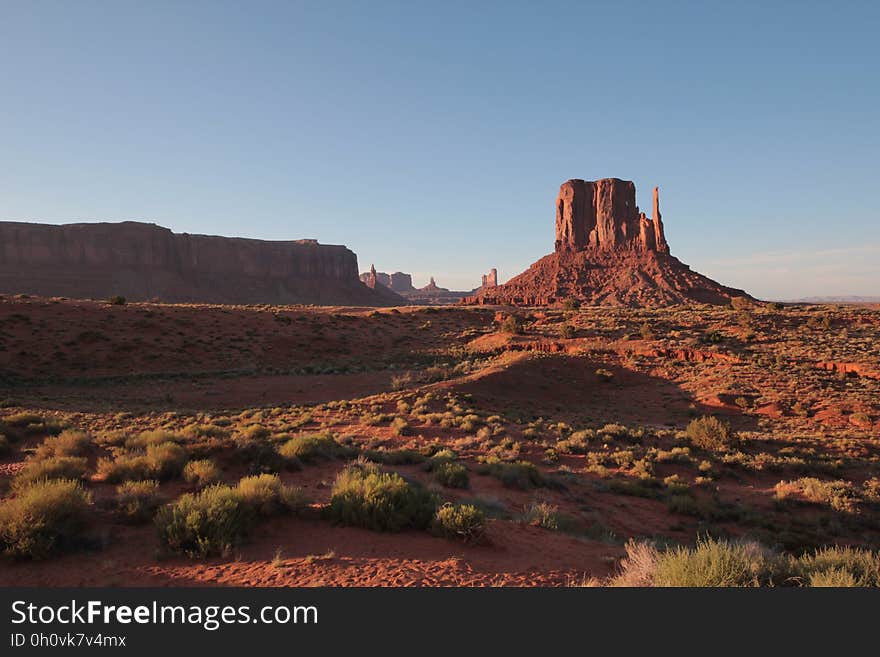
[
  {"left": 595, "top": 368, "right": 614, "bottom": 383},
  {"left": 232, "top": 436, "right": 285, "bottom": 474},
  {"left": 500, "top": 315, "right": 523, "bottom": 335},
  {"left": 155, "top": 485, "right": 251, "bottom": 558},
  {"left": 433, "top": 462, "right": 469, "bottom": 488},
  {"left": 277, "top": 432, "right": 351, "bottom": 464},
  {"left": 639, "top": 322, "right": 655, "bottom": 340},
  {"left": 0, "top": 479, "right": 92, "bottom": 559},
  {"left": 5, "top": 412, "right": 44, "bottom": 428},
  {"left": 560, "top": 324, "right": 576, "bottom": 339},
  {"left": 791, "top": 546, "right": 880, "bottom": 587},
  {"left": 14, "top": 456, "right": 88, "bottom": 488},
  {"left": 183, "top": 459, "right": 222, "bottom": 487},
  {"left": 0, "top": 435, "right": 9, "bottom": 455},
  {"left": 561, "top": 298, "right": 580, "bottom": 311},
  {"left": 479, "top": 460, "right": 545, "bottom": 489},
  {"left": 863, "top": 478, "right": 880, "bottom": 503},
  {"left": 327, "top": 463, "right": 437, "bottom": 532},
  {"left": 649, "top": 538, "right": 773, "bottom": 587},
  {"left": 522, "top": 501, "right": 567, "bottom": 531},
  {"left": 686, "top": 416, "right": 735, "bottom": 451},
  {"left": 115, "top": 480, "right": 163, "bottom": 522},
  {"left": 108, "top": 295, "right": 126, "bottom": 305},
  {"left": 34, "top": 430, "right": 90, "bottom": 459},
  {"left": 236, "top": 474, "right": 306, "bottom": 516},
  {"left": 363, "top": 448, "right": 424, "bottom": 465},
  {"left": 390, "top": 417, "right": 411, "bottom": 436},
  {"left": 808, "top": 568, "right": 858, "bottom": 587},
  {"left": 390, "top": 372, "right": 416, "bottom": 391},
  {"left": 610, "top": 539, "right": 880, "bottom": 587},
  {"left": 144, "top": 442, "right": 188, "bottom": 479},
  {"left": 125, "top": 430, "right": 181, "bottom": 449},
  {"left": 702, "top": 330, "right": 724, "bottom": 344},
  {"left": 97, "top": 441, "right": 188, "bottom": 483},
  {"left": 774, "top": 478, "right": 861, "bottom": 513},
  {"left": 432, "top": 503, "right": 486, "bottom": 544}
]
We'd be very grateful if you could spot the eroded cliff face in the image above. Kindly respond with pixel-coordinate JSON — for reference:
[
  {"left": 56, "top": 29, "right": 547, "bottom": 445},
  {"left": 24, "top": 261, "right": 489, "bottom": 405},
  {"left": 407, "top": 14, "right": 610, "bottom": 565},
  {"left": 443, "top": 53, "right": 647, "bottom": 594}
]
[
  {"left": 0, "top": 221, "right": 404, "bottom": 306},
  {"left": 554, "top": 178, "right": 668, "bottom": 253}
]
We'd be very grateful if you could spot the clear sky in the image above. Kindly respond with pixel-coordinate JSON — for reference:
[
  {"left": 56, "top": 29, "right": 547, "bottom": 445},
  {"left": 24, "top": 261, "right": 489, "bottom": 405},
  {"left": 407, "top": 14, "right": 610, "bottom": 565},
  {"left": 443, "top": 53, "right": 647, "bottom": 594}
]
[{"left": 2, "top": 1, "right": 878, "bottom": 299}]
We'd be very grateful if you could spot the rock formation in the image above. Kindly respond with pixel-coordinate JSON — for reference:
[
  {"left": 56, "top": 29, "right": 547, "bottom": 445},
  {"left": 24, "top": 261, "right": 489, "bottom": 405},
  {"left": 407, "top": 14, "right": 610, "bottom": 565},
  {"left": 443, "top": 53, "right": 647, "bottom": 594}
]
[
  {"left": 481, "top": 268, "right": 498, "bottom": 288},
  {"left": 0, "top": 221, "right": 406, "bottom": 306},
  {"left": 359, "top": 270, "right": 416, "bottom": 293},
  {"left": 466, "top": 178, "right": 751, "bottom": 307}
]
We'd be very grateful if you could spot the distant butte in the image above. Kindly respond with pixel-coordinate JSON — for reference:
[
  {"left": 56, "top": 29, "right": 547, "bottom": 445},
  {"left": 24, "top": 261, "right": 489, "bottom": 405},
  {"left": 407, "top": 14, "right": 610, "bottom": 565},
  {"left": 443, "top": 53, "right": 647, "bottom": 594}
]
[
  {"left": 0, "top": 221, "right": 406, "bottom": 306},
  {"left": 465, "top": 178, "right": 751, "bottom": 307}
]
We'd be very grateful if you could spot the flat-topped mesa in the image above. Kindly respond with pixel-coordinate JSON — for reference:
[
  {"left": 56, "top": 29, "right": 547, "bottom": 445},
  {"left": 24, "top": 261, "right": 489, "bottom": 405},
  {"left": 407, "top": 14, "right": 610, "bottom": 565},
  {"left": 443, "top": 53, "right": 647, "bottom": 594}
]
[{"left": 554, "top": 178, "right": 669, "bottom": 254}]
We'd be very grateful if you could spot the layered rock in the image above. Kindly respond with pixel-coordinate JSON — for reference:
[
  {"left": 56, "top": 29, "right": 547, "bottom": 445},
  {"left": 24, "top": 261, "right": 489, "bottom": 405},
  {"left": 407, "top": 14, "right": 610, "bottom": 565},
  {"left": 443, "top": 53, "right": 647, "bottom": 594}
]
[
  {"left": 555, "top": 178, "right": 668, "bottom": 253},
  {"left": 359, "top": 269, "right": 416, "bottom": 293},
  {"left": 466, "top": 178, "right": 751, "bottom": 307},
  {"left": 481, "top": 268, "right": 498, "bottom": 288},
  {"left": 0, "top": 221, "right": 406, "bottom": 306}
]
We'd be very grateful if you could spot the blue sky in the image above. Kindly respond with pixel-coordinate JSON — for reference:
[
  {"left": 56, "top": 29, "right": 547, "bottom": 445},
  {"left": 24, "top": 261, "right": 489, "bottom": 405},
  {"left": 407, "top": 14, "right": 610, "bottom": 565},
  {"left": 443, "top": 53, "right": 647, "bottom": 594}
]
[{"left": 1, "top": 1, "right": 878, "bottom": 298}]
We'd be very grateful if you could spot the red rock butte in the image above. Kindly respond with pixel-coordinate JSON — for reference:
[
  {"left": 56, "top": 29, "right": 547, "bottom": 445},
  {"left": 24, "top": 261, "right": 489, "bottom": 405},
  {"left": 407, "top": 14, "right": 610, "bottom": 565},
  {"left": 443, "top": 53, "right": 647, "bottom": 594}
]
[
  {"left": 465, "top": 177, "right": 751, "bottom": 307},
  {"left": 0, "top": 221, "right": 405, "bottom": 306}
]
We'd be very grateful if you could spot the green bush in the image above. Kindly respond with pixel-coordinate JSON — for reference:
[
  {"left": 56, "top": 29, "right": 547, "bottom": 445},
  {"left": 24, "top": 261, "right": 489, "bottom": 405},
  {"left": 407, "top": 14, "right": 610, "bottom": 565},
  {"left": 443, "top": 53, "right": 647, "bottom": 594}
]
[
  {"left": 97, "top": 441, "right": 188, "bottom": 483},
  {"left": 232, "top": 436, "right": 285, "bottom": 474},
  {"left": 328, "top": 463, "right": 437, "bottom": 532},
  {"left": 155, "top": 485, "right": 252, "bottom": 558},
  {"left": 609, "top": 538, "right": 880, "bottom": 587},
  {"left": 183, "top": 459, "right": 222, "bottom": 487},
  {"left": 500, "top": 315, "right": 523, "bottom": 334},
  {"left": 34, "top": 430, "right": 90, "bottom": 459},
  {"left": 236, "top": 474, "right": 306, "bottom": 516},
  {"left": 14, "top": 456, "right": 88, "bottom": 488},
  {"left": 116, "top": 480, "right": 163, "bottom": 522},
  {"left": 433, "top": 462, "right": 469, "bottom": 488},
  {"left": 108, "top": 295, "right": 126, "bottom": 305},
  {"left": 651, "top": 538, "right": 772, "bottom": 587},
  {"left": 277, "top": 432, "right": 350, "bottom": 464},
  {"left": 0, "top": 479, "right": 92, "bottom": 559},
  {"left": 479, "top": 460, "right": 545, "bottom": 489},
  {"left": 362, "top": 448, "right": 425, "bottom": 465},
  {"left": 432, "top": 503, "right": 486, "bottom": 544},
  {"left": 686, "top": 416, "right": 735, "bottom": 451}
]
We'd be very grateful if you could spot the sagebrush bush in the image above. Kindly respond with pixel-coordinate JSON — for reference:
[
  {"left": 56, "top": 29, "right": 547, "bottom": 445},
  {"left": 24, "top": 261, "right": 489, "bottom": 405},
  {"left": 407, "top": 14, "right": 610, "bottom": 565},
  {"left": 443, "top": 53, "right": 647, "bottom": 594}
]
[
  {"left": 116, "top": 480, "right": 163, "bottom": 522},
  {"left": 34, "top": 430, "right": 90, "bottom": 459},
  {"left": 277, "top": 432, "right": 351, "bottom": 464},
  {"left": 98, "top": 441, "right": 188, "bottom": 483},
  {"left": 479, "top": 460, "right": 545, "bottom": 489},
  {"left": 432, "top": 503, "right": 486, "bottom": 544},
  {"left": 433, "top": 462, "right": 469, "bottom": 488},
  {"left": 155, "top": 485, "right": 252, "bottom": 558},
  {"left": 14, "top": 456, "right": 89, "bottom": 488},
  {"left": 500, "top": 315, "right": 523, "bottom": 334},
  {"left": 236, "top": 474, "right": 306, "bottom": 516},
  {"left": 774, "top": 477, "right": 861, "bottom": 513},
  {"left": 0, "top": 479, "right": 92, "bottom": 559},
  {"left": 686, "top": 416, "right": 735, "bottom": 451},
  {"left": 609, "top": 538, "right": 880, "bottom": 587},
  {"left": 328, "top": 463, "right": 437, "bottom": 532},
  {"left": 232, "top": 436, "right": 285, "bottom": 474},
  {"left": 183, "top": 459, "right": 221, "bottom": 487}
]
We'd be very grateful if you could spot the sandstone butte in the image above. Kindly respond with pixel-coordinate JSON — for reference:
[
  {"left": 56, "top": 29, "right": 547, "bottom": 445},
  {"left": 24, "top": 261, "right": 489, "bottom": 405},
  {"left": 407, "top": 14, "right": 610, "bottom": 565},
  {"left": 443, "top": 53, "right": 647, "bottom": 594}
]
[
  {"left": 0, "top": 221, "right": 406, "bottom": 306},
  {"left": 464, "top": 178, "right": 751, "bottom": 307}
]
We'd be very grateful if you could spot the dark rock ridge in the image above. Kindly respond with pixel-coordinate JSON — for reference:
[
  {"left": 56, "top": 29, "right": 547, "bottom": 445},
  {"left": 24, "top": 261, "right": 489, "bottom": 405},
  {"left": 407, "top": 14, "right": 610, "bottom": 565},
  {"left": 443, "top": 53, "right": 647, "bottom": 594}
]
[
  {"left": 0, "top": 221, "right": 405, "bottom": 306},
  {"left": 465, "top": 178, "right": 751, "bottom": 307}
]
